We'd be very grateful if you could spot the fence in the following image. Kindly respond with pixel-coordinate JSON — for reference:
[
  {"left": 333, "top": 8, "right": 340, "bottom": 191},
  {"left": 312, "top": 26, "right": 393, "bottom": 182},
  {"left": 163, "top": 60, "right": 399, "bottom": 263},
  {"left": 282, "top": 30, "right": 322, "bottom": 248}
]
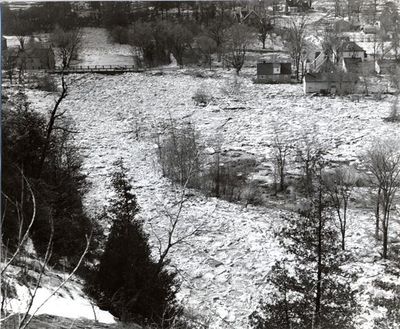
[{"left": 46, "top": 65, "right": 144, "bottom": 74}]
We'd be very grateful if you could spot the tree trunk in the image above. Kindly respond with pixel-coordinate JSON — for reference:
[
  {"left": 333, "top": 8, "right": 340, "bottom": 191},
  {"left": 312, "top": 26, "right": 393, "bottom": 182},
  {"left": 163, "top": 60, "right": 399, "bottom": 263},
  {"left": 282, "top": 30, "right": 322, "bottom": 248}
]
[
  {"left": 315, "top": 185, "right": 323, "bottom": 328},
  {"left": 382, "top": 203, "right": 391, "bottom": 259},
  {"left": 36, "top": 75, "right": 68, "bottom": 179},
  {"left": 279, "top": 165, "right": 285, "bottom": 192},
  {"left": 215, "top": 153, "right": 220, "bottom": 198},
  {"left": 342, "top": 199, "right": 347, "bottom": 251},
  {"left": 375, "top": 187, "right": 381, "bottom": 239},
  {"left": 382, "top": 221, "right": 388, "bottom": 259}
]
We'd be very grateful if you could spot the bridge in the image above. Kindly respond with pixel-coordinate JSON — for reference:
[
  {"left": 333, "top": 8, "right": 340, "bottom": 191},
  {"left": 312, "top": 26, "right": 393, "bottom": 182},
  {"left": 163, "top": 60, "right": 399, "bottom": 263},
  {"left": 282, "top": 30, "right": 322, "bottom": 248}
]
[{"left": 46, "top": 65, "right": 144, "bottom": 75}]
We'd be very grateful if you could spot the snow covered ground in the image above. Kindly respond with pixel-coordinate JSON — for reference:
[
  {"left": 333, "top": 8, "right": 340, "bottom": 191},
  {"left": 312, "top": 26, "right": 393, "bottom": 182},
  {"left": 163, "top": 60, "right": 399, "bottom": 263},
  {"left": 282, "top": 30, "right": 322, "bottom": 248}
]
[
  {"left": 21, "top": 68, "right": 400, "bottom": 328},
  {"left": 3, "top": 262, "right": 115, "bottom": 324},
  {"left": 78, "top": 28, "right": 134, "bottom": 66}
]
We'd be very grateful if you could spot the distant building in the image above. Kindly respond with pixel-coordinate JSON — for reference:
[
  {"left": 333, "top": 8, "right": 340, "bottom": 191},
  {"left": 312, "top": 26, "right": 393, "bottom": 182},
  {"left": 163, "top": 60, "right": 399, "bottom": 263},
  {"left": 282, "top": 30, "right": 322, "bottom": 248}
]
[
  {"left": 256, "top": 60, "right": 292, "bottom": 83},
  {"left": 285, "top": 0, "right": 311, "bottom": 12},
  {"left": 334, "top": 41, "right": 366, "bottom": 63},
  {"left": 303, "top": 71, "right": 358, "bottom": 94},
  {"left": 5, "top": 41, "right": 55, "bottom": 70}
]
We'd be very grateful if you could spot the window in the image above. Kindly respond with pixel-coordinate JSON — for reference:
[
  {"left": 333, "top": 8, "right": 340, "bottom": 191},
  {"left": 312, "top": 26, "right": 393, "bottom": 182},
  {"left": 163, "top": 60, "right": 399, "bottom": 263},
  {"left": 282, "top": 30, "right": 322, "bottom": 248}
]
[{"left": 273, "top": 64, "right": 281, "bottom": 74}]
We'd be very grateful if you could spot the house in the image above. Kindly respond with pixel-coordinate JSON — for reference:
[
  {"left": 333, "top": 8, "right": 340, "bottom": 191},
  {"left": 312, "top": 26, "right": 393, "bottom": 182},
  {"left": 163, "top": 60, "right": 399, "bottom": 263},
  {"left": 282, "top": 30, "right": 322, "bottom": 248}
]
[
  {"left": 285, "top": 0, "right": 311, "bottom": 12},
  {"left": 303, "top": 71, "right": 358, "bottom": 94},
  {"left": 334, "top": 41, "right": 366, "bottom": 63},
  {"left": 4, "top": 42, "right": 55, "bottom": 70},
  {"left": 256, "top": 60, "right": 292, "bottom": 83}
]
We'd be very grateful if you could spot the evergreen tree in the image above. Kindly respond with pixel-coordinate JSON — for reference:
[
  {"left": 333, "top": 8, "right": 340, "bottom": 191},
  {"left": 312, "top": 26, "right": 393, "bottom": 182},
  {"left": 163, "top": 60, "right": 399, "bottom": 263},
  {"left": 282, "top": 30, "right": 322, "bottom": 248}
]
[
  {"left": 92, "top": 160, "right": 180, "bottom": 326},
  {"left": 250, "top": 173, "right": 358, "bottom": 329}
]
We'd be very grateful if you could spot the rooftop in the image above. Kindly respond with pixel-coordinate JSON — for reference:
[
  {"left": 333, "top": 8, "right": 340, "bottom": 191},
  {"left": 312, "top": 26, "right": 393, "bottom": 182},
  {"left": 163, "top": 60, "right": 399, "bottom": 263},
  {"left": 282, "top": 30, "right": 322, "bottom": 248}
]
[{"left": 338, "top": 41, "right": 365, "bottom": 53}]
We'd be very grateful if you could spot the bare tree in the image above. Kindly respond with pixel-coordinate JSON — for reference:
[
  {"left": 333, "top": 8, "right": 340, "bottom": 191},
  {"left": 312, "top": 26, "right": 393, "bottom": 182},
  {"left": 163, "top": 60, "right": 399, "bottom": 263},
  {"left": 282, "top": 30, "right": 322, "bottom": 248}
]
[
  {"left": 156, "top": 118, "right": 203, "bottom": 188},
  {"left": 283, "top": 16, "right": 308, "bottom": 81},
  {"left": 321, "top": 26, "right": 342, "bottom": 64},
  {"left": 151, "top": 181, "right": 209, "bottom": 273},
  {"left": 224, "top": 23, "right": 253, "bottom": 75},
  {"left": 164, "top": 22, "right": 194, "bottom": 68},
  {"left": 295, "top": 133, "right": 325, "bottom": 197},
  {"left": 207, "top": 12, "right": 233, "bottom": 62},
  {"left": 2, "top": 49, "right": 16, "bottom": 84},
  {"left": 36, "top": 75, "right": 68, "bottom": 179},
  {"left": 196, "top": 35, "right": 217, "bottom": 69},
  {"left": 364, "top": 139, "right": 400, "bottom": 259},
  {"left": 323, "top": 166, "right": 357, "bottom": 250},
  {"left": 129, "top": 21, "right": 153, "bottom": 67},
  {"left": 256, "top": 15, "right": 273, "bottom": 49},
  {"left": 272, "top": 130, "right": 291, "bottom": 193},
  {"left": 380, "top": 1, "right": 400, "bottom": 61},
  {"left": 347, "top": 0, "right": 364, "bottom": 23},
  {"left": 50, "top": 26, "right": 82, "bottom": 69}
]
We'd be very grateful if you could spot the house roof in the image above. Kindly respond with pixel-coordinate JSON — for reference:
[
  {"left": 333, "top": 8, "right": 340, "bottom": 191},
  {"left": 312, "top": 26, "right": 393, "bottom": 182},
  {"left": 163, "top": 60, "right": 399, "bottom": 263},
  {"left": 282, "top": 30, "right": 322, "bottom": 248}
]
[
  {"left": 362, "top": 26, "right": 377, "bottom": 34},
  {"left": 5, "top": 45, "right": 53, "bottom": 62},
  {"left": 26, "top": 47, "right": 53, "bottom": 58},
  {"left": 304, "top": 72, "right": 357, "bottom": 83},
  {"left": 338, "top": 41, "right": 364, "bottom": 53}
]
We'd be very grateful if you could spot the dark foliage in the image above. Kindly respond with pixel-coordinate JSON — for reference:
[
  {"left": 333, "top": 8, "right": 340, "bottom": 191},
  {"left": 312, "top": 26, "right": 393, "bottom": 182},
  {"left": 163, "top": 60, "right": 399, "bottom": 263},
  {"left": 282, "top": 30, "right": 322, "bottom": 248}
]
[
  {"left": 250, "top": 188, "right": 358, "bottom": 329},
  {"left": 129, "top": 20, "right": 172, "bottom": 67},
  {"left": 1, "top": 94, "right": 98, "bottom": 266},
  {"left": 109, "top": 26, "right": 130, "bottom": 44},
  {"left": 2, "top": 2, "right": 79, "bottom": 34},
  {"left": 88, "top": 161, "right": 181, "bottom": 326}
]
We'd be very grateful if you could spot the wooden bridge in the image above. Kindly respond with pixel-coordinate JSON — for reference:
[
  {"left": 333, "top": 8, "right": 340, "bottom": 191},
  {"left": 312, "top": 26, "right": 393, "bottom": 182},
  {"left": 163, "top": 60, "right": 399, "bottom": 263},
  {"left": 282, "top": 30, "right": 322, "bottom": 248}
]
[{"left": 46, "top": 65, "right": 144, "bottom": 75}]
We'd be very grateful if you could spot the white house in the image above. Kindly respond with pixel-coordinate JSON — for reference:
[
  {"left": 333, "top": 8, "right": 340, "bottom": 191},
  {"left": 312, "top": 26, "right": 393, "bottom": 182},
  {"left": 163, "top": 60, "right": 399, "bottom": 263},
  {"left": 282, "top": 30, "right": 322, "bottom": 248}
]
[{"left": 334, "top": 41, "right": 366, "bottom": 63}]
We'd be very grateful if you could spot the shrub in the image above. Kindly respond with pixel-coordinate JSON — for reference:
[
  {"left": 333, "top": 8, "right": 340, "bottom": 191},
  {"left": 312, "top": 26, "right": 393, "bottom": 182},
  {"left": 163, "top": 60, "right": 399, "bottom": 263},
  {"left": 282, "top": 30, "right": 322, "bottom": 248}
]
[
  {"left": 110, "top": 25, "right": 129, "bottom": 44},
  {"left": 220, "top": 75, "right": 244, "bottom": 97},
  {"left": 384, "top": 96, "right": 400, "bottom": 122},
  {"left": 35, "top": 74, "right": 58, "bottom": 92},
  {"left": 192, "top": 86, "right": 212, "bottom": 106},
  {"left": 156, "top": 122, "right": 204, "bottom": 188},
  {"left": 156, "top": 122, "right": 262, "bottom": 206}
]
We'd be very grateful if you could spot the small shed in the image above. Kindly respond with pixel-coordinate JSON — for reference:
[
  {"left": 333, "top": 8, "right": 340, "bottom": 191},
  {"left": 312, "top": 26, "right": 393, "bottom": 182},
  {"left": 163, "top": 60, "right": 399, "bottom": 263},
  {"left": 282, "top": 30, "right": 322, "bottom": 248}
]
[{"left": 256, "top": 60, "right": 292, "bottom": 83}]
